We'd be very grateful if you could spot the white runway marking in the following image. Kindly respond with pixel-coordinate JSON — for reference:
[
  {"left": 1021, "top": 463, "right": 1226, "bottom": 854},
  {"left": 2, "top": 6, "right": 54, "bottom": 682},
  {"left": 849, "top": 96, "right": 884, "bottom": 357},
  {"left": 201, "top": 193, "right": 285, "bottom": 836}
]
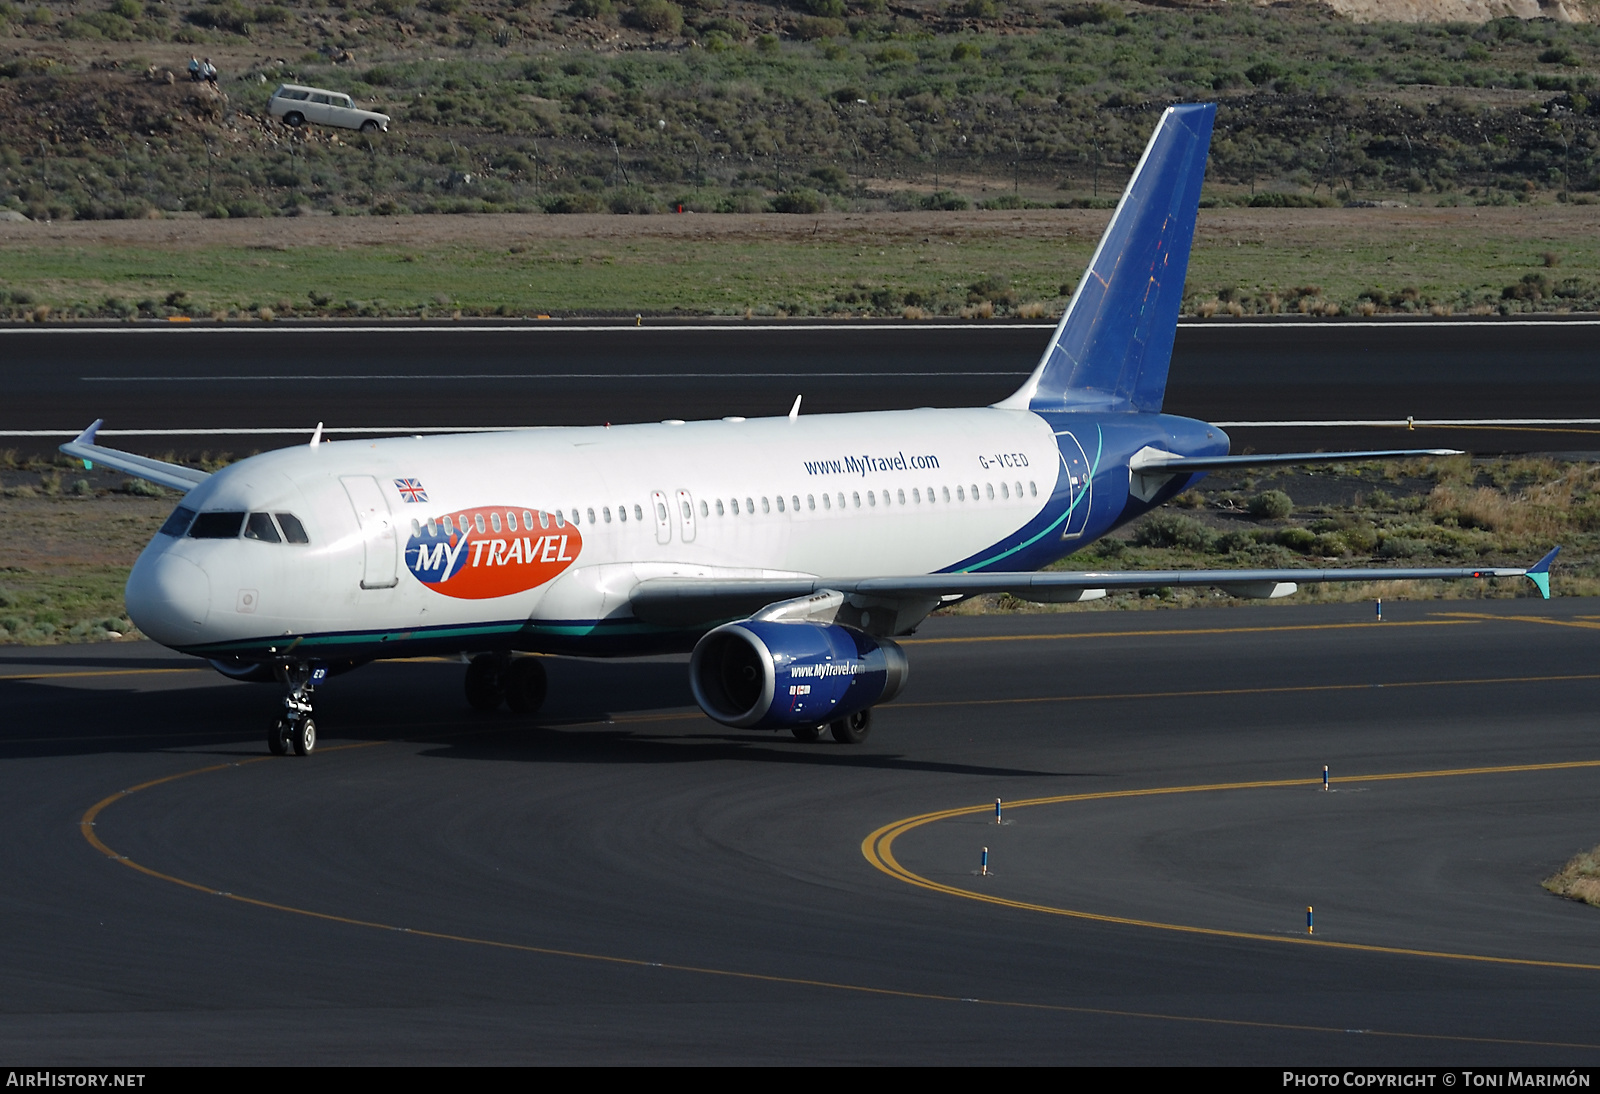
[
  {"left": 2, "top": 317, "right": 1599, "bottom": 335},
  {"left": 0, "top": 427, "right": 542, "bottom": 437},
  {"left": 1216, "top": 419, "right": 1600, "bottom": 427},
  {"left": 7, "top": 419, "right": 1599, "bottom": 439},
  {"left": 81, "top": 371, "right": 1027, "bottom": 382}
]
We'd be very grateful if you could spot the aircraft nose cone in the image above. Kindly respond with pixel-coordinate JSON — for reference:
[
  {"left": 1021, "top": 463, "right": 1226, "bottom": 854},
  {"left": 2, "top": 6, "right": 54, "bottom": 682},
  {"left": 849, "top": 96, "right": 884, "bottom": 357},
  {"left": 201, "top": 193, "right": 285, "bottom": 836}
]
[{"left": 125, "top": 552, "right": 210, "bottom": 647}]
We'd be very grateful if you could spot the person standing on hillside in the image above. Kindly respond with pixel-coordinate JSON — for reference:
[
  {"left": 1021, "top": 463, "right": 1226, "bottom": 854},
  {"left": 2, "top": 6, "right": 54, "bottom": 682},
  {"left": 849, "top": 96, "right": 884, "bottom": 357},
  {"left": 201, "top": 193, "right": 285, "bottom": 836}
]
[
  {"left": 187, "top": 55, "right": 201, "bottom": 82},
  {"left": 202, "top": 58, "right": 217, "bottom": 85}
]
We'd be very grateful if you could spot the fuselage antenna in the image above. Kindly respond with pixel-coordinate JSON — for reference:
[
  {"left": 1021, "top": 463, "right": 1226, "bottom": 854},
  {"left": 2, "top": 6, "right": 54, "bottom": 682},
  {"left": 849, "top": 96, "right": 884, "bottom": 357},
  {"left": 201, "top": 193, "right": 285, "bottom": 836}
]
[
  {"left": 788, "top": 395, "right": 802, "bottom": 421},
  {"left": 309, "top": 422, "right": 323, "bottom": 449}
]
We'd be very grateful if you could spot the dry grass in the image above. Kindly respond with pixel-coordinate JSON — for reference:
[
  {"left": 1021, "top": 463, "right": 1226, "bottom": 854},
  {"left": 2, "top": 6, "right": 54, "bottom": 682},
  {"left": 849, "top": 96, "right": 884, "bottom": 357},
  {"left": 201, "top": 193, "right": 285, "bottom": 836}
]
[{"left": 1543, "top": 845, "right": 1600, "bottom": 908}]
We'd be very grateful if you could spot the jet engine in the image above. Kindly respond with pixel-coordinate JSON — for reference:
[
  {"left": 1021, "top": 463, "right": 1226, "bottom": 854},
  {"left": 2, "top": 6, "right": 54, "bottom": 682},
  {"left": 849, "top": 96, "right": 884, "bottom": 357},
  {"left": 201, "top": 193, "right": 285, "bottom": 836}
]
[{"left": 689, "top": 619, "right": 909, "bottom": 730}]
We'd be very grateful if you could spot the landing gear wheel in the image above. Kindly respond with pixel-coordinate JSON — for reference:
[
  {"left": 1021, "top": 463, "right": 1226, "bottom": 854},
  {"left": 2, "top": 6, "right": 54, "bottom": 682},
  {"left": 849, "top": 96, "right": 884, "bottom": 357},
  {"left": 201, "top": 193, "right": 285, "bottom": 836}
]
[
  {"left": 291, "top": 717, "right": 316, "bottom": 756},
  {"left": 267, "top": 719, "right": 290, "bottom": 756},
  {"left": 791, "top": 724, "right": 822, "bottom": 742},
  {"left": 464, "top": 653, "right": 507, "bottom": 711},
  {"left": 829, "top": 708, "right": 872, "bottom": 745},
  {"left": 504, "top": 658, "right": 548, "bottom": 715}
]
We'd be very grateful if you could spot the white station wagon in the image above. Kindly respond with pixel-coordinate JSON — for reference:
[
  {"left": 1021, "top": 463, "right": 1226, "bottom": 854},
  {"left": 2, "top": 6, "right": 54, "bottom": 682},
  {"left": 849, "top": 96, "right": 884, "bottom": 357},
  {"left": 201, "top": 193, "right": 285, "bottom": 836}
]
[{"left": 268, "top": 83, "right": 390, "bottom": 132}]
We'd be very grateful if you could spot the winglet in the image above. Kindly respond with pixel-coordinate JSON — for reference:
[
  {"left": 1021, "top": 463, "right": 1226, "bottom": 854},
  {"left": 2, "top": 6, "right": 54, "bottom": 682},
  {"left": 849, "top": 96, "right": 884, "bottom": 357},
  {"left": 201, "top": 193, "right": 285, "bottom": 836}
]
[
  {"left": 1526, "top": 546, "right": 1560, "bottom": 600},
  {"left": 73, "top": 419, "right": 104, "bottom": 469}
]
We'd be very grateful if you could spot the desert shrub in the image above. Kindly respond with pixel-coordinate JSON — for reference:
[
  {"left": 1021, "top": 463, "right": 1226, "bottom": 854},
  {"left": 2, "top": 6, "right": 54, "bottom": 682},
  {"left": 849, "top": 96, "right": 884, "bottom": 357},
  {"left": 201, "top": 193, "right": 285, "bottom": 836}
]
[
  {"left": 795, "top": 15, "right": 844, "bottom": 38},
  {"left": 1248, "top": 192, "right": 1334, "bottom": 209},
  {"left": 1275, "top": 526, "right": 1316, "bottom": 552},
  {"left": 544, "top": 192, "right": 604, "bottom": 213},
  {"left": 807, "top": 165, "right": 849, "bottom": 193},
  {"left": 770, "top": 188, "right": 827, "bottom": 213},
  {"left": 922, "top": 190, "right": 970, "bottom": 210},
  {"left": 1132, "top": 512, "right": 1217, "bottom": 552},
  {"left": 1248, "top": 490, "right": 1294, "bottom": 520},
  {"left": 1058, "top": 2, "right": 1120, "bottom": 26},
  {"left": 1378, "top": 535, "right": 1428, "bottom": 559},
  {"left": 627, "top": 0, "right": 682, "bottom": 33}
]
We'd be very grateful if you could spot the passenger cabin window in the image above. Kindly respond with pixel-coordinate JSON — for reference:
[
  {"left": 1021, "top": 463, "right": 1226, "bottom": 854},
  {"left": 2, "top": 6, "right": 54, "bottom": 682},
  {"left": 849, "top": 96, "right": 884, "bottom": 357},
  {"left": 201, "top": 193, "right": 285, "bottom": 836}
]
[
  {"left": 189, "top": 511, "right": 247, "bottom": 539},
  {"left": 490, "top": 512, "right": 502, "bottom": 533},
  {"left": 633, "top": 504, "right": 644, "bottom": 521},
  {"left": 604, "top": 507, "right": 612, "bottom": 523},
  {"left": 699, "top": 500, "right": 709, "bottom": 518},
  {"left": 244, "top": 513, "right": 281, "bottom": 543},
  {"left": 159, "top": 505, "right": 197, "bottom": 537},
  {"left": 588, "top": 508, "right": 597, "bottom": 524}
]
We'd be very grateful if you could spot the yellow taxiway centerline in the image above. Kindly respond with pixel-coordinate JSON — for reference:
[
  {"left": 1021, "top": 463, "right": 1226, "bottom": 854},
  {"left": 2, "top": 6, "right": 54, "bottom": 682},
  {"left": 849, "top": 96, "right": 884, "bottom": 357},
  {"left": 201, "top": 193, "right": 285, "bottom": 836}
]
[
  {"left": 863, "top": 759, "right": 1600, "bottom": 974},
  {"left": 76, "top": 744, "right": 1600, "bottom": 1050}
]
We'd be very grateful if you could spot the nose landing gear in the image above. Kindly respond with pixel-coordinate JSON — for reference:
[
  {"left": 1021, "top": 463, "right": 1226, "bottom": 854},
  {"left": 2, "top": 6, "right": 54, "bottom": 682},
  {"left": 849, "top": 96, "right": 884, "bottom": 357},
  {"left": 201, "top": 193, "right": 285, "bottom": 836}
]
[
  {"left": 269, "top": 663, "right": 321, "bottom": 756},
  {"left": 463, "top": 653, "right": 547, "bottom": 715}
]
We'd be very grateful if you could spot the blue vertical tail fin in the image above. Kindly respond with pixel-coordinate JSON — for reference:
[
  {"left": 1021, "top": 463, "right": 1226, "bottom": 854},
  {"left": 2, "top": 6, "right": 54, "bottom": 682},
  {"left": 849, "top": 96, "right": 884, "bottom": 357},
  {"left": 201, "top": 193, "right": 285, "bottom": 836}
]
[{"left": 996, "top": 103, "right": 1215, "bottom": 415}]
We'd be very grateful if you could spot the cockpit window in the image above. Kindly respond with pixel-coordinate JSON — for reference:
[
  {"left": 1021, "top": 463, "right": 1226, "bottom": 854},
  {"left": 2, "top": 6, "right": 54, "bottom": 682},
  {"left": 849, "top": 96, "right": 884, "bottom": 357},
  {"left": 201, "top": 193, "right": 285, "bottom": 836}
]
[
  {"left": 275, "top": 513, "right": 310, "bottom": 544},
  {"left": 244, "top": 512, "right": 281, "bottom": 543},
  {"left": 159, "top": 505, "right": 196, "bottom": 537},
  {"left": 189, "top": 511, "right": 247, "bottom": 538}
]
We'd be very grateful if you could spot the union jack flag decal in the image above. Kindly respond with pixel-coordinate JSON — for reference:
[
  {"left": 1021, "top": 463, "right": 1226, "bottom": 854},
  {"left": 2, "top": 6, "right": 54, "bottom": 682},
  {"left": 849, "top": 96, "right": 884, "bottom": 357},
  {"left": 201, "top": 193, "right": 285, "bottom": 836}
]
[{"left": 394, "top": 477, "right": 428, "bottom": 503}]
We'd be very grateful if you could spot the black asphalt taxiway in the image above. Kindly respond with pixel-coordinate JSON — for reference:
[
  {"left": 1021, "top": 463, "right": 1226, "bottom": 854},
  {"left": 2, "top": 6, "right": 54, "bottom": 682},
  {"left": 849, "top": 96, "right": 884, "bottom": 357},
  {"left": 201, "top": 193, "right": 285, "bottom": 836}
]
[
  {"left": 4, "top": 597, "right": 1600, "bottom": 1064},
  {"left": 3, "top": 319, "right": 1600, "bottom": 457}
]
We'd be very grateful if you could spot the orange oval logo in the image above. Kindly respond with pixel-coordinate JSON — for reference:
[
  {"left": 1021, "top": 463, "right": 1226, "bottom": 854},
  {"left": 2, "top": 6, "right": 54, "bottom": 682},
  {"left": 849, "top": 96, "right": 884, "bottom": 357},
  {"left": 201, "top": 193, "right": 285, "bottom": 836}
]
[{"left": 404, "top": 505, "right": 581, "bottom": 600}]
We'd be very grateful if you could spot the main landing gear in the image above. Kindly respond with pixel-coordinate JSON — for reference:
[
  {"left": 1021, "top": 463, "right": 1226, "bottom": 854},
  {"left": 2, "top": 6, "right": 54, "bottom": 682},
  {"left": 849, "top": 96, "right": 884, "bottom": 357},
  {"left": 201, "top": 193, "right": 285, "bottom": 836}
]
[
  {"left": 268, "top": 662, "right": 321, "bottom": 756},
  {"left": 791, "top": 708, "right": 873, "bottom": 745},
  {"left": 464, "top": 653, "right": 547, "bottom": 715}
]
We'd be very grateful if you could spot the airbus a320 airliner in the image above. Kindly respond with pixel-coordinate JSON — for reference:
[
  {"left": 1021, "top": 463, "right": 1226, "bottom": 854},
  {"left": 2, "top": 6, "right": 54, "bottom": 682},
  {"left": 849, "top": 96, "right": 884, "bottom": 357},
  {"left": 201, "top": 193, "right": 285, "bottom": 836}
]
[{"left": 66, "top": 103, "right": 1557, "bottom": 756}]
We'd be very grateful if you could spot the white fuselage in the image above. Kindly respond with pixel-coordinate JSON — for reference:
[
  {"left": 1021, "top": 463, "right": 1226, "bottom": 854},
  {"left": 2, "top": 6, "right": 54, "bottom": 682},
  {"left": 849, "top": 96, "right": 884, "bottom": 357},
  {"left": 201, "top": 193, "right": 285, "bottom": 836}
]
[{"left": 126, "top": 407, "right": 1067, "bottom": 655}]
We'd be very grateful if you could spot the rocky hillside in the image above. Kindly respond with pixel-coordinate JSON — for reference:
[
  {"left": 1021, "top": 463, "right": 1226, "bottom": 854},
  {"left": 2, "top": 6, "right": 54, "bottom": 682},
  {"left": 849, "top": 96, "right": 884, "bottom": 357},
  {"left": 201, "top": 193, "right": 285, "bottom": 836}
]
[{"left": 1, "top": 0, "right": 1599, "bottom": 220}]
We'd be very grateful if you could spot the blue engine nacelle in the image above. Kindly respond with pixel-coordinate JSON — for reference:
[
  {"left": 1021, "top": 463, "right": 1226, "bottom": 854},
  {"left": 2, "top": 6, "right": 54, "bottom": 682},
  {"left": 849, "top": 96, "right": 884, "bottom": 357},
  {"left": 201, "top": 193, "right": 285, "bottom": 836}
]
[{"left": 689, "top": 620, "right": 910, "bottom": 730}]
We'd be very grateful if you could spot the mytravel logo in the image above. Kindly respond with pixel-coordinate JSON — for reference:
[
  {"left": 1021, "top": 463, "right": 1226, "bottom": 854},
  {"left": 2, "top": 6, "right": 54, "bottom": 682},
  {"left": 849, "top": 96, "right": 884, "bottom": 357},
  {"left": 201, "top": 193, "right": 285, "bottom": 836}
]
[{"left": 405, "top": 505, "right": 581, "bottom": 600}]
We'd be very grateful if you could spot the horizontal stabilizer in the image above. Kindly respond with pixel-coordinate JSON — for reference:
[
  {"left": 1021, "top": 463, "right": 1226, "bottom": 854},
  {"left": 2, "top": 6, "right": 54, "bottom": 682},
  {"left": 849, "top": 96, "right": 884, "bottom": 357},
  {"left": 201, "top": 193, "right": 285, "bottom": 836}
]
[
  {"left": 1128, "top": 448, "right": 1463, "bottom": 473},
  {"left": 59, "top": 419, "right": 211, "bottom": 494},
  {"left": 631, "top": 550, "right": 1555, "bottom": 625}
]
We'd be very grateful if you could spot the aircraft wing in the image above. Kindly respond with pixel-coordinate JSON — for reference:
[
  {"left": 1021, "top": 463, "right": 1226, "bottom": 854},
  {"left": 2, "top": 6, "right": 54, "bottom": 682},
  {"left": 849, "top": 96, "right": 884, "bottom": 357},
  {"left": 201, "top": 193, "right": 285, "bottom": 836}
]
[
  {"left": 58, "top": 420, "right": 211, "bottom": 493},
  {"left": 629, "top": 548, "right": 1559, "bottom": 627},
  {"left": 1129, "top": 448, "right": 1461, "bottom": 473}
]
